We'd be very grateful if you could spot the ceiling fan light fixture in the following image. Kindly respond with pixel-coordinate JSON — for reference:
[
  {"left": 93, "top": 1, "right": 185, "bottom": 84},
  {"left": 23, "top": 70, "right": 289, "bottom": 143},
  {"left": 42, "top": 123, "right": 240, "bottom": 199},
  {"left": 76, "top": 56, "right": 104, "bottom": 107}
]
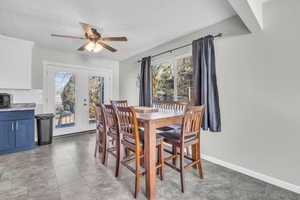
[
  {"left": 93, "top": 43, "right": 103, "bottom": 53},
  {"left": 51, "top": 22, "right": 126, "bottom": 53},
  {"left": 85, "top": 41, "right": 96, "bottom": 52}
]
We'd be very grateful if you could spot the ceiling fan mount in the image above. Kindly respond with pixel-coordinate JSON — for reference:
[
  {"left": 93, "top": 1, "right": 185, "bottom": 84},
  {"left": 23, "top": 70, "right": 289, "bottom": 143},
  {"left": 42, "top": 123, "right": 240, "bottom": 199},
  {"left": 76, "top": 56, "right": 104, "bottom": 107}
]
[{"left": 51, "top": 22, "right": 128, "bottom": 53}]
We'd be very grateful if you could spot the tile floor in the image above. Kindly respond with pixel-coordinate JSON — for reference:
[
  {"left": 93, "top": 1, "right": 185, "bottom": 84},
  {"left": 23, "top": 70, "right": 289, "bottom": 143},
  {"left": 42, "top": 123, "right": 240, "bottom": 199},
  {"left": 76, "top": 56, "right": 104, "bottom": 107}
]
[{"left": 0, "top": 132, "right": 299, "bottom": 200}]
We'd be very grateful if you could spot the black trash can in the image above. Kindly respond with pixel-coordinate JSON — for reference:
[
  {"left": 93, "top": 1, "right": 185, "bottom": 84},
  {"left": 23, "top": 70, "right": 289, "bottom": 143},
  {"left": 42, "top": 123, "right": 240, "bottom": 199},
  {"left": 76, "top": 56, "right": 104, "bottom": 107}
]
[{"left": 35, "top": 113, "right": 55, "bottom": 145}]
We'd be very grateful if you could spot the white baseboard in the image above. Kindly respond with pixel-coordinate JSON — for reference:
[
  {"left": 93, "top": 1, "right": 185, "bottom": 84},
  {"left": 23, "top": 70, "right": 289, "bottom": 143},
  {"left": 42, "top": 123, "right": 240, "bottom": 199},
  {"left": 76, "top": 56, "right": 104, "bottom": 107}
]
[{"left": 201, "top": 154, "right": 300, "bottom": 194}]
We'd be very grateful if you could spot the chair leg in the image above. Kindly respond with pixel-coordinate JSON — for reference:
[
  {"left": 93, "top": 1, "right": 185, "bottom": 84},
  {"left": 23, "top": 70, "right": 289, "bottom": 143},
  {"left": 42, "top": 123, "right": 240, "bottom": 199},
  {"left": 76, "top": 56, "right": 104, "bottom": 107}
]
[
  {"left": 99, "top": 132, "right": 103, "bottom": 153},
  {"left": 134, "top": 151, "right": 141, "bottom": 198},
  {"left": 156, "top": 146, "right": 160, "bottom": 175},
  {"left": 99, "top": 137, "right": 103, "bottom": 153},
  {"left": 115, "top": 139, "right": 121, "bottom": 178},
  {"left": 117, "top": 144, "right": 123, "bottom": 179},
  {"left": 94, "top": 137, "right": 98, "bottom": 157},
  {"left": 180, "top": 148, "right": 185, "bottom": 193},
  {"left": 191, "top": 144, "right": 198, "bottom": 169},
  {"left": 159, "top": 143, "right": 164, "bottom": 181},
  {"left": 172, "top": 145, "right": 177, "bottom": 166},
  {"left": 196, "top": 143, "right": 203, "bottom": 179},
  {"left": 102, "top": 135, "right": 108, "bottom": 166},
  {"left": 198, "top": 160, "right": 204, "bottom": 179},
  {"left": 134, "top": 174, "right": 140, "bottom": 199}
]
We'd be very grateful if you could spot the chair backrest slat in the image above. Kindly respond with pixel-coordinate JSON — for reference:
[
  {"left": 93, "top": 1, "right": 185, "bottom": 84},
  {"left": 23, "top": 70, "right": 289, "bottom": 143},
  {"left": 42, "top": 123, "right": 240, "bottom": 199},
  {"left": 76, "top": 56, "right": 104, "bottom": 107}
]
[
  {"left": 153, "top": 100, "right": 189, "bottom": 112},
  {"left": 111, "top": 100, "right": 128, "bottom": 107},
  {"left": 101, "top": 104, "right": 119, "bottom": 135},
  {"left": 181, "top": 105, "right": 205, "bottom": 141},
  {"left": 94, "top": 104, "right": 106, "bottom": 133},
  {"left": 115, "top": 106, "right": 140, "bottom": 147}
]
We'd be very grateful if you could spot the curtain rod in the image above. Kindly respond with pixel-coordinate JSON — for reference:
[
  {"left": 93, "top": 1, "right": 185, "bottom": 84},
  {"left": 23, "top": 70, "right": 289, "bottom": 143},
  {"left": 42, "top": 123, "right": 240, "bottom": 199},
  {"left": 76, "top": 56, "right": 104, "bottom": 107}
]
[{"left": 137, "top": 33, "right": 222, "bottom": 63}]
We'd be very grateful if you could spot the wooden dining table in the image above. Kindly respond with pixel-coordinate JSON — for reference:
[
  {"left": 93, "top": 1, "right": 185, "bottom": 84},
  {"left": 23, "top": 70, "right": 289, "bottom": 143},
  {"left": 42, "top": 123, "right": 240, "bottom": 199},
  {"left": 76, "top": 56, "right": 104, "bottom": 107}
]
[{"left": 136, "top": 109, "right": 198, "bottom": 200}]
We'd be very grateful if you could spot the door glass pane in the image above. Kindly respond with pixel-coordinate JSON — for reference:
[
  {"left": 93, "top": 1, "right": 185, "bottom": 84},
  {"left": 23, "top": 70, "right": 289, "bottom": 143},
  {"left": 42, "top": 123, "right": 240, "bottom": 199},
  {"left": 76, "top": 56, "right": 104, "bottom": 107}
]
[
  {"left": 152, "top": 63, "right": 174, "bottom": 102},
  {"left": 55, "top": 73, "right": 75, "bottom": 128},
  {"left": 89, "top": 76, "right": 104, "bottom": 123},
  {"left": 176, "top": 56, "right": 193, "bottom": 102}
]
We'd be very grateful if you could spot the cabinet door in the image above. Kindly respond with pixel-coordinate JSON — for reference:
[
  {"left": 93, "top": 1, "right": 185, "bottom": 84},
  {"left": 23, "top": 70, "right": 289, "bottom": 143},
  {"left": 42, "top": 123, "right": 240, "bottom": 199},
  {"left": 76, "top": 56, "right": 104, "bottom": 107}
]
[
  {"left": 0, "top": 121, "right": 14, "bottom": 151},
  {"left": 15, "top": 119, "right": 34, "bottom": 148},
  {"left": 0, "top": 36, "right": 33, "bottom": 89}
]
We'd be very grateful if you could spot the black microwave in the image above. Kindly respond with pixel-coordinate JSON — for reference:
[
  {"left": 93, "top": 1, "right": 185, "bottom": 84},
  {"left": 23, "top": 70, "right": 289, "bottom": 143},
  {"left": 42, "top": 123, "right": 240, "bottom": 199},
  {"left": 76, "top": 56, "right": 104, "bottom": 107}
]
[{"left": 0, "top": 93, "right": 11, "bottom": 108}]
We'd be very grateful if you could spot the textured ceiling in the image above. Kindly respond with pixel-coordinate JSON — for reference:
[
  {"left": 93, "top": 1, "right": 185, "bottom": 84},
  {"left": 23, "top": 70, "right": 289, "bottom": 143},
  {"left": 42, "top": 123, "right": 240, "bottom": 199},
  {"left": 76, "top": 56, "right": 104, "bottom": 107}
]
[{"left": 0, "top": 0, "right": 236, "bottom": 60}]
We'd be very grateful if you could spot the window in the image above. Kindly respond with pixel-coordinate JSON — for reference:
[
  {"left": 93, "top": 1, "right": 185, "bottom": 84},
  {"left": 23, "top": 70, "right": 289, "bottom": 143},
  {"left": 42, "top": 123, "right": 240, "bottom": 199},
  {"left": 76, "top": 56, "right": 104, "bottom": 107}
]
[
  {"left": 55, "top": 73, "right": 75, "bottom": 128},
  {"left": 152, "top": 55, "right": 193, "bottom": 102},
  {"left": 176, "top": 56, "right": 193, "bottom": 101},
  {"left": 152, "top": 62, "right": 174, "bottom": 101},
  {"left": 88, "top": 76, "right": 104, "bottom": 123}
]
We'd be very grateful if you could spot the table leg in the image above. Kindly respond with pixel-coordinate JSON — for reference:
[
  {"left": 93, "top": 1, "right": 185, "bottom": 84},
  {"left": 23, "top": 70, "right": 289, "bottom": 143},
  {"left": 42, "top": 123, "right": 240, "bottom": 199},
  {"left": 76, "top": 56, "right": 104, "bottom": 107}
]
[{"left": 144, "top": 121, "right": 156, "bottom": 200}]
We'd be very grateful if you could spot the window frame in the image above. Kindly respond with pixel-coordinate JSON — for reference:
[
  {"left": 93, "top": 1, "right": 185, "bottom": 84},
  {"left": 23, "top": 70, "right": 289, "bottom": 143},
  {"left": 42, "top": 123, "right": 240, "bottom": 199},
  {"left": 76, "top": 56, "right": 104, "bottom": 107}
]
[{"left": 151, "top": 52, "right": 192, "bottom": 102}]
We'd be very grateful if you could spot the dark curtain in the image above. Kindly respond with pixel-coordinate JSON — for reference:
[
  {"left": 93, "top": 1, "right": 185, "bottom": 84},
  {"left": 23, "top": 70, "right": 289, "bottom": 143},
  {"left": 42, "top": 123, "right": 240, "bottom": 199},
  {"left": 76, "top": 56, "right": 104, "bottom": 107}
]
[
  {"left": 192, "top": 35, "right": 221, "bottom": 132},
  {"left": 139, "top": 56, "right": 152, "bottom": 106}
]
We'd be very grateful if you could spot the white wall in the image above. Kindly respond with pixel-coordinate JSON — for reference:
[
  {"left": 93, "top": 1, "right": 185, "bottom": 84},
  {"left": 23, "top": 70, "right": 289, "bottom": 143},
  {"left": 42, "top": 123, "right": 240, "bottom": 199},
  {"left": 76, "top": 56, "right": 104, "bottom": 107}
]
[
  {"left": 0, "top": 89, "right": 43, "bottom": 114},
  {"left": 120, "top": 0, "right": 300, "bottom": 188},
  {"left": 32, "top": 46, "right": 120, "bottom": 100}
]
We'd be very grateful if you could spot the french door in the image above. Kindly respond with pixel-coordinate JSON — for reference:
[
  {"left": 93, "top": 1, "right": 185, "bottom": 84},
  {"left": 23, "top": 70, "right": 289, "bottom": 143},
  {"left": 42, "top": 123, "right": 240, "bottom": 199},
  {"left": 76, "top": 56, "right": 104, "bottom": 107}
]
[{"left": 43, "top": 63, "right": 113, "bottom": 136}]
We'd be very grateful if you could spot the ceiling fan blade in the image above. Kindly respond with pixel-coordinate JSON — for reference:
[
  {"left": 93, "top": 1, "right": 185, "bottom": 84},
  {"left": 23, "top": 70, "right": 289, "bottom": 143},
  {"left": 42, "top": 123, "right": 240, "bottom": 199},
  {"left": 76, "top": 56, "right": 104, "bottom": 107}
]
[
  {"left": 101, "top": 37, "right": 128, "bottom": 42},
  {"left": 79, "top": 22, "right": 91, "bottom": 33},
  {"left": 77, "top": 42, "right": 90, "bottom": 51},
  {"left": 51, "top": 34, "right": 85, "bottom": 39},
  {"left": 98, "top": 41, "right": 117, "bottom": 52}
]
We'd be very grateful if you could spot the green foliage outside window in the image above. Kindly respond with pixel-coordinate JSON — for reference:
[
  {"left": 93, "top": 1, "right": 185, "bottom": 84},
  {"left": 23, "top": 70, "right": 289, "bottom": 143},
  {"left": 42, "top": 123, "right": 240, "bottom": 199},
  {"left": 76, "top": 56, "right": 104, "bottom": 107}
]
[
  {"left": 152, "top": 63, "right": 174, "bottom": 101},
  {"left": 89, "top": 76, "right": 104, "bottom": 122},
  {"left": 152, "top": 56, "right": 193, "bottom": 102},
  {"left": 176, "top": 57, "right": 193, "bottom": 101}
]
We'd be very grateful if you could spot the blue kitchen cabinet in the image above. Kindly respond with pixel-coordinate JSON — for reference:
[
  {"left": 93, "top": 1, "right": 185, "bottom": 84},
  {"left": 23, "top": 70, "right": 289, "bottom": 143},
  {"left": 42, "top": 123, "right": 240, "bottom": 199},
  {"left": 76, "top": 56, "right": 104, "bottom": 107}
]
[
  {"left": 15, "top": 119, "right": 35, "bottom": 148},
  {"left": 0, "top": 110, "right": 35, "bottom": 155},
  {"left": 0, "top": 121, "right": 14, "bottom": 151}
]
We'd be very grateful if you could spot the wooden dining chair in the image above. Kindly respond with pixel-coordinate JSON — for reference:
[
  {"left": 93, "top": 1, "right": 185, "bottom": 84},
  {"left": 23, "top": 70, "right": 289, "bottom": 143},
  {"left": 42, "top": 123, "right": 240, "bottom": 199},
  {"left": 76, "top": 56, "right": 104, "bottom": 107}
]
[
  {"left": 154, "top": 100, "right": 189, "bottom": 131},
  {"left": 115, "top": 106, "right": 165, "bottom": 198},
  {"left": 110, "top": 100, "right": 129, "bottom": 154},
  {"left": 94, "top": 104, "right": 106, "bottom": 159},
  {"left": 153, "top": 101, "right": 191, "bottom": 159},
  {"left": 153, "top": 100, "right": 189, "bottom": 113},
  {"left": 110, "top": 100, "right": 128, "bottom": 107},
  {"left": 159, "top": 105, "right": 205, "bottom": 193},
  {"left": 101, "top": 104, "right": 122, "bottom": 177}
]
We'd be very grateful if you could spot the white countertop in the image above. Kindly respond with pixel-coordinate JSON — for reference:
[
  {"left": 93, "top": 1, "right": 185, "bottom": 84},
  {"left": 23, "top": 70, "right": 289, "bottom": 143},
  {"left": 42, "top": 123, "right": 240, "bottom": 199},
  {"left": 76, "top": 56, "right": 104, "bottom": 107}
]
[{"left": 0, "top": 103, "right": 36, "bottom": 112}]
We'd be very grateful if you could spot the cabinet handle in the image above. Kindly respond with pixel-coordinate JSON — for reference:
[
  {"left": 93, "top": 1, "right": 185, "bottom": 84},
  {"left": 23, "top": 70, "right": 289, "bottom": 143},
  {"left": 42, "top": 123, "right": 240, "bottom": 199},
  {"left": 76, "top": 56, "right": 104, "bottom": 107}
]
[
  {"left": 11, "top": 123, "right": 14, "bottom": 131},
  {"left": 16, "top": 121, "right": 18, "bottom": 130}
]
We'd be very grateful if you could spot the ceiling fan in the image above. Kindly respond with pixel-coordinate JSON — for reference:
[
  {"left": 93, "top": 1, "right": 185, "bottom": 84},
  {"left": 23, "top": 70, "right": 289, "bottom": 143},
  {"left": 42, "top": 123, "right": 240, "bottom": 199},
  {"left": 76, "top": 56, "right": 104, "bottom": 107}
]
[{"left": 51, "top": 22, "right": 128, "bottom": 53}]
